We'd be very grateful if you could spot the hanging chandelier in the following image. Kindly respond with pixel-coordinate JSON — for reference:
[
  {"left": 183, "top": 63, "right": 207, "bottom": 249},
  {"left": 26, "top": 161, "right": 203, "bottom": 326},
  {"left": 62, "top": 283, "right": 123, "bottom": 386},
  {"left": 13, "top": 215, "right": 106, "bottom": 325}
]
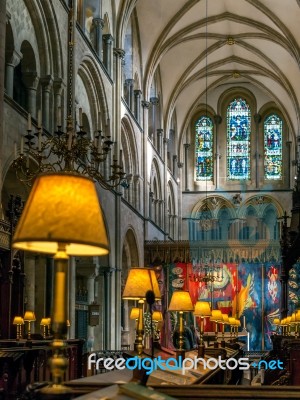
[
  {"left": 12, "top": 112, "right": 127, "bottom": 189},
  {"left": 12, "top": 0, "right": 127, "bottom": 190}
]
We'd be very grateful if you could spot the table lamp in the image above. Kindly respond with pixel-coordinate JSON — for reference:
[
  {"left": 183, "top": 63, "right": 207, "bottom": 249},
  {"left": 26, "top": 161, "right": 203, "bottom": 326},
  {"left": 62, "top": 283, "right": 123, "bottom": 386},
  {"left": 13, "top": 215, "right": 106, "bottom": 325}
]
[
  {"left": 228, "top": 317, "right": 236, "bottom": 341},
  {"left": 24, "top": 311, "right": 36, "bottom": 340},
  {"left": 122, "top": 267, "right": 161, "bottom": 356},
  {"left": 210, "top": 310, "right": 222, "bottom": 348},
  {"left": 194, "top": 301, "right": 211, "bottom": 357},
  {"left": 12, "top": 172, "right": 109, "bottom": 397},
  {"left": 273, "top": 317, "right": 280, "bottom": 335},
  {"left": 13, "top": 316, "right": 24, "bottom": 339},
  {"left": 168, "top": 291, "right": 194, "bottom": 359},
  {"left": 295, "top": 311, "right": 300, "bottom": 337},
  {"left": 40, "top": 318, "right": 49, "bottom": 339}
]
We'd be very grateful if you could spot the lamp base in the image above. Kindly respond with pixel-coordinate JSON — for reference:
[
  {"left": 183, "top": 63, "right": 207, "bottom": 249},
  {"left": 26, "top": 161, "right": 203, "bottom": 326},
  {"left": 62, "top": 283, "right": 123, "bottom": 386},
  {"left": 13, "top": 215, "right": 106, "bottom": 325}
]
[
  {"left": 198, "top": 344, "right": 205, "bottom": 358},
  {"left": 175, "top": 349, "right": 185, "bottom": 361},
  {"left": 37, "top": 384, "right": 73, "bottom": 400}
]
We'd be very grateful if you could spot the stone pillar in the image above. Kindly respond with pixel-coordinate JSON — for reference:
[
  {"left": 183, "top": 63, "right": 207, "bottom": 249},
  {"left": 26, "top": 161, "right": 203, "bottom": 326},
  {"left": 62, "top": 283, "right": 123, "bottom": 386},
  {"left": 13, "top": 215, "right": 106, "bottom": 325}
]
[
  {"left": 92, "top": 18, "right": 104, "bottom": 59},
  {"left": 157, "top": 128, "right": 163, "bottom": 156},
  {"left": 23, "top": 72, "right": 39, "bottom": 119},
  {"left": 142, "top": 100, "right": 150, "bottom": 218},
  {"left": 173, "top": 155, "right": 178, "bottom": 177},
  {"left": 103, "top": 34, "right": 113, "bottom": 74},
  {"left": 87, "top": 273, "right": 95, "bottom": 350},
  {"left": 286, "top": 141, "right": 292, "bottom": 189},
  {"left": 0, "top": 0, "right": 6, "bottom": 189},
  {"left": 114, "top": 193, "right": 122, "bottom": 349},
  {"left": 163, "top": 136, "right": 169, "bottom": 237},
  {"left": 103, "top": 268, "right": 112, "bottom": 349},
  {"left": 68, "top": 257, "right": 76, "bottom": 339},
  {"left": 134, "top": 89, "right": 142, "bottom": 123},
  {"left": 150, "top": 97, "right": 159, "bottom": 142},
  {"left": 184, "top": 143, "right": 190, "bottom": 191},
  {"left": 53, "top": 78, "right": 63, "bottom": 129},
  {"left": 125, "top": 78, "right": 134, "bottom": 111},
  {"left": 213, "top": 115, "right": 222, "bottom": 189},
  {"left": 5, "top": 50, "right": 22, "bottom": 97},
  {"left": 254, "top": 113, "right": 262, "bottom": 188},
  {"left": 40, "top": 75, "right": 53, "bottom": 131},
  {"left": 24, "top": 255, "right": 36, "bottom": 333},
  {"left": 149, "top": 191, "right": 154, "bottom": 220},
  {"left": 113, "top": 48, "right": 125, "bottom": 161}
]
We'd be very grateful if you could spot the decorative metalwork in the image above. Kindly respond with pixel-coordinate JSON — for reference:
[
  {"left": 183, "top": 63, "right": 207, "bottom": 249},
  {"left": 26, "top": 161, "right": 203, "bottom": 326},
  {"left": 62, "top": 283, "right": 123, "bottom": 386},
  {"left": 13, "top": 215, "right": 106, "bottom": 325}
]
[{"left": 191, "top": 258, "right": 223, "bottom": 284}]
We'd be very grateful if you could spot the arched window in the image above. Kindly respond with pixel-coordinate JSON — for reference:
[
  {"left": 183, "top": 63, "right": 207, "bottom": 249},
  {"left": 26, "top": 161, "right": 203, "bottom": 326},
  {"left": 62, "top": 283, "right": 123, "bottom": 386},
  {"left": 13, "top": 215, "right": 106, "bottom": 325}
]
[
  {"left": 227, "top": 98, "right": 251, "bottom": 180},
  {"left": 264, "top": 114, "right": 282, "bottom": 180},
  {"left": 195, "top": 116, "right": 213, "bottom": 180}
]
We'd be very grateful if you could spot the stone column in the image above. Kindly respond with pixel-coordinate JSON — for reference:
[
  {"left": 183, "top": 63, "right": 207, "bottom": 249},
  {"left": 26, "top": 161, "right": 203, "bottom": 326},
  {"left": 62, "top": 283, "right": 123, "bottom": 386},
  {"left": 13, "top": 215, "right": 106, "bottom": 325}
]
[
  {"left": 286, "top": 141, "right": 292, "bottom": 189},
  {"left": 24, "top": 255, "right": 36, "bottom": 333},
  {"left": 157, "top": 128, "right": 163, "bottom": 156},
  {"left": 103, "top": 34, "right": 113, "bottom": 74},
  {"left": 163, "top": 136, "right": 169, "bottom": 237},
  {"left": 92, "top": 18, "right": 104, "bottom": 59},
  {"left": 142, "top": 100, "right": 150, "bottom": 218},
  {"left": 5, "top": 50, "right": 22, "bottom": 97},
  {"left": 53, "top": 78, "right": 63, "bottom": 129},
  {"left": 114, "top": 192, "right": 122, "bottom": 349},
  {"left": 149, "top": 191, "right": 154, "bottom": 220},
  {"left": 103, "top": 268, "right": 112, "bottom": 349},
  {"left": 125, "top": 78, "right": 134, "bottom": 111},
  {"left": 254, "top": 113, "right": 261, "bottom": 188},
  {"left": 133, "top": 175, "right": 140, "bottom": 210},
  {"left": 213, "top": 115, "right": 222, "bottom": 189},
  {"left": 184, "top": 143, "right": 190, "bottom": 191},
  {"left": 173, "top": 155, "right": 178, "bottom": 177},
  {"left": 113, "top": 48, "right": 125, "bottom": 161},
  {"left": 68, "top": 257, "right": 76, "bottom": 339},
  {"left": 150, "top": 97, "right": 159, "bottom": 142},
  {"left": 134, "top": 90, "right": 142, "bottom": 123},
  {"left": 0, "top": 0, "right": 6, "bottom": 190},
  {"left": 23, "top": 72, "right": 39, "bottom": 119},
  {"left": 40, "top": 75, "right": 53, "bottom": 131},
  {"left": 87, "top": 273, "right": 95, "bottom": 350}
]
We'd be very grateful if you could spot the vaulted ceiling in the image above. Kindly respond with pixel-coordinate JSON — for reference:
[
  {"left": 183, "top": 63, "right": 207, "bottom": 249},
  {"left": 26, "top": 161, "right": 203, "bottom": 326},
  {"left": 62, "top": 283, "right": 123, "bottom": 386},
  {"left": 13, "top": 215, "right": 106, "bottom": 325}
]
[{"left": 127, "top": 0, "right": 300, "bottom": 143}]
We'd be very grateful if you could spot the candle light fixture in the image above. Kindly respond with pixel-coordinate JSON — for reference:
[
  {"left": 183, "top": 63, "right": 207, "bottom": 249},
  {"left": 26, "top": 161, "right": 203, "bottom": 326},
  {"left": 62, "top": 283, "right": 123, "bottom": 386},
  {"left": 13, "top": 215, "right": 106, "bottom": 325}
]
[
  {"left": 23, "top": 311, "right": 36, "bottom": 340},
  {"left": 194, "top": 301, "right": 211, "bottom": 357}
]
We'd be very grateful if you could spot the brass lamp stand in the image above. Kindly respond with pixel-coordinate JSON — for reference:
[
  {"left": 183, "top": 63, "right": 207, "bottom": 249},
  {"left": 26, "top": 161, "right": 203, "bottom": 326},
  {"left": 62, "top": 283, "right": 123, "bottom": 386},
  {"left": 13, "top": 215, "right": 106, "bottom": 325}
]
[
  {"left": 210, "top": 310, "right": 222, "bottom": 348},
  {"left": 12, "top": 173, "right": 110, "bottom": 398},
  {"left": 129, "top": 307, "right": 140, "bottom": 351},
  {"left": 194, "top": 301, "right": 211, "bottom": 358}
]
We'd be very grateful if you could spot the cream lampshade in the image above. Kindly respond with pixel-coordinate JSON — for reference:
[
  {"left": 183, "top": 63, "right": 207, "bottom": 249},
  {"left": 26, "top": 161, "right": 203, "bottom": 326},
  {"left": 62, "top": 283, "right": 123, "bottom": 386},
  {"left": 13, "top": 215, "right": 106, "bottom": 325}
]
[
  {"left": 13, "top": 173, "right": 109, "bottom": 256},
  {"left": 40, "top": 318, "right": 49, "bottom": 339},
  {"left": 13, "top": 173, "right": 110, "bottom": 396},
  {"left": 130, "top": 308, "right": 140, "bottom": 320},
  {"left": 152, "top": 311, "right": 163, "bottom": 322},
  {"left": 168, "top": 291, "right": 194, "bottom": 358},
  {"left": 122, "top": 267, "right": 161, "bottom": 355},
  {"left": 194, "top": 301, "right": 211, "bottom": 357},
  {"left": 210, "top": 310, "right": 222, "bottom": 348}
]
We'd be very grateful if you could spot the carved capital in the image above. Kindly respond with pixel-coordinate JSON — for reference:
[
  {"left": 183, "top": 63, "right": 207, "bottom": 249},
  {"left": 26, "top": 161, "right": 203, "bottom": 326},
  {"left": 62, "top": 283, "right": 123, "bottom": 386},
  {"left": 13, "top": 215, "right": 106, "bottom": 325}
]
[
  {"left": 254, "top": 113, "right": 262, "bottom": 124},
  {"left": 92, "top": 17, "right": 104, "bottom": 29},
  {"left": 6, "top": 49, "right": 22, "bottom": 67},
  {"left": 142, "top": 100, "right": 150, "bottom": 109},
  {"left": 103, "top": 34, "right": 114, "bottom": 44},
  {"left": 134, "top": 89, "right": 142, "bottom": 98},
  {"left": 53, "top": 78, "right": 63, "bottom": 95},
  {"left": 184, "top": 143, "right": 190, "bottom": 149},
  {"left": 178, "top": 162, "right": 184, "bottom": 168},
  {"left": 157, "top": 128, "right": 163, "bottom": 136},
  {"left": 150, "top": 97, "right": 159, "bottom": 106},
  {"left": 40, "top": 75, "right": 54, "bottom": 92},
  {"left": 113, "top": 48, "right": 125, "bottom": 59}
]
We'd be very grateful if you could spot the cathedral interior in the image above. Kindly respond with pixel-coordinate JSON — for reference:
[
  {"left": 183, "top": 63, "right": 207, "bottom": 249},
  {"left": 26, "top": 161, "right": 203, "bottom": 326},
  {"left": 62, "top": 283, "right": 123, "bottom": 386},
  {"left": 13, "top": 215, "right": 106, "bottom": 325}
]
[{"left": 1, "top": 0, "right": 300, "bottom": 398}]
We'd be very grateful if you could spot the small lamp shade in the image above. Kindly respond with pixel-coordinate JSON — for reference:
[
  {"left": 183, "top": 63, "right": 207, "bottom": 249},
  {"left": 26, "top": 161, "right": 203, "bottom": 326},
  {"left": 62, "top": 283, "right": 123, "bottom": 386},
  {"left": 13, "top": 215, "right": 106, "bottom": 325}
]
[
  {"left": 273, "top": 318, "right": 280, "bottom": 325},
  {"left": 222, "top": 313, "right": 229, "bottom": 323},
  {"left": 40, "top": 318, "right": 49, "bottom": 326},
  {"left": 286, "top": 316, "right": 292, "bottom": 325},
  {"left": 168, "top": 291, "right": 194, "bottom": 312},
  {"left": 24, "top": 311, "right": 36, "bottom": 321},
  {"left": 13, "top": 316, "right": 24, "bottom": 325},
  {"left": 130, "top": 308, "right": 140, "bottom": 320},
  {"left": 194, "top": 301, "right": 211, "bottom": 317},
  {"left": 210, "top": 310, "right": 222, "bottom": 321},
  {"left": 152, "top": 311, "right": 163, "bottom": 321},
  {"left": 122, "top": 268, "right": 161, "bottom": 300},
  {"left": 228, "top": 317, "right": 236, "bottom": 325},
  {"left": 12, "top": 173, "right": 109, "bottom": 256}
]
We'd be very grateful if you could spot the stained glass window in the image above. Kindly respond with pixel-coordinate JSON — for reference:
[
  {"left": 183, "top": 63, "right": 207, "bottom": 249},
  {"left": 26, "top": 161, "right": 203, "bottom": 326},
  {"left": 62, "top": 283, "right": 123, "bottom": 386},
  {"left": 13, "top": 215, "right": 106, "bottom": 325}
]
[
  {"left": 227, "top": 98, "right": 251, "bottom": 180},
  {"left": 195, "top": 116, "right": 213, "bottom": 180},
  {"left": 264, "top": 114, "right": 282, "bottom": 180}
]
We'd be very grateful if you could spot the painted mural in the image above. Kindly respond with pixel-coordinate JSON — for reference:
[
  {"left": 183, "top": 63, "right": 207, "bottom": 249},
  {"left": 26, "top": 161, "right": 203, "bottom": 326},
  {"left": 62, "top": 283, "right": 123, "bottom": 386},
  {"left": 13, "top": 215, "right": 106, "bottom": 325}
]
[{"left": 157, "top": 262, "right": 281, "bottom": 351}]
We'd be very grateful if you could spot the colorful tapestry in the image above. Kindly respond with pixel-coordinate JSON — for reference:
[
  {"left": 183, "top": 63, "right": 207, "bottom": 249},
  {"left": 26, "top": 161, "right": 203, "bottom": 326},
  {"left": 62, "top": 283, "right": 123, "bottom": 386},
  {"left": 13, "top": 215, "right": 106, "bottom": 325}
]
[{"left": 158, "top": 262, "right": 280, "bottom": 350}]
